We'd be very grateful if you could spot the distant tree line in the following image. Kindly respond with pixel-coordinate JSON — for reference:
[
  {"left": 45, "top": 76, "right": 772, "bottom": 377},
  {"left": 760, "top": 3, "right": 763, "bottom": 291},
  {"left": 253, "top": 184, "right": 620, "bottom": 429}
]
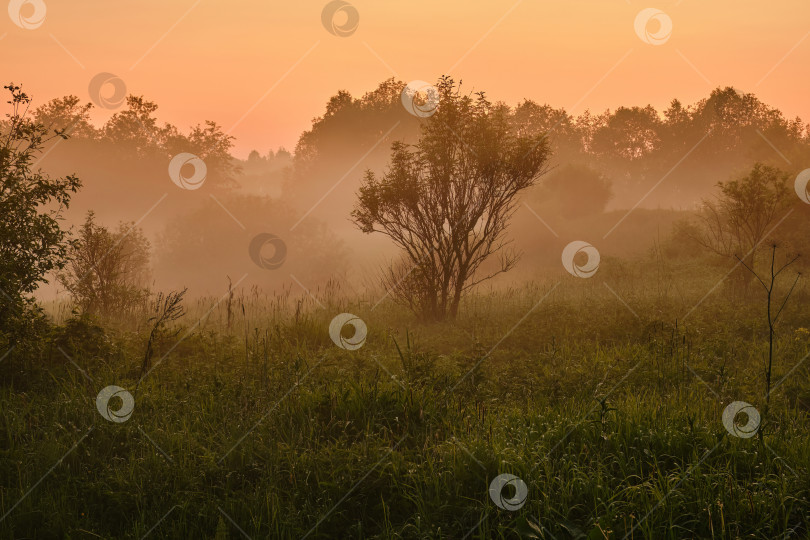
[
  {"left": 25, "top": 78, "right": 810, "bottom": 222},
  {"left": 290, "top": 79, "right": 810, "bottom": 219}
]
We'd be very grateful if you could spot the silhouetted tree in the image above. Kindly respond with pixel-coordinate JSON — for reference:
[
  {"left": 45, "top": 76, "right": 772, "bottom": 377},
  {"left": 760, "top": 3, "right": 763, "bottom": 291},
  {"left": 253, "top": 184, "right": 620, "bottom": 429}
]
[
  {"left": 591, "top": 106, "right": 661, "bottom": 161},
  {"left": 0, "top": 84, "right": 81, "bottom": 338},
  {"left": 286, "top": 78, "right": 420, "bottom": 220},
  {"left": 690, "top": 163, "right": 793, "bottom": 271},
  {"left": 101, "top": 96, "right": 237, "bottom": 188},
  {"left": 34, "top": 95, "right": 95, "bottom": 138},
  {"left": 164, "top": 119, "right": 238, "bottom": 188},
  {"left": 511, "top": 100, "right": 580, "bottom": 163},
  {"left": 58, "top": 212, "right": 151, "bottom": 318},
  {"left": 103, "top": 95, "right": 163, "bottom": 154},
  {"left": 353, "top": 77, "right": 551, "bottom": 321}
]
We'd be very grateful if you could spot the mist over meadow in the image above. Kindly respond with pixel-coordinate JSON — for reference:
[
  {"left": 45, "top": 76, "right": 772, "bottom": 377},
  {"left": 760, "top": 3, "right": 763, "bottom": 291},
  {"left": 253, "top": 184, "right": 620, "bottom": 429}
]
[
  {"left": 30, "top": 80, "right": 810, "bottom": 298},
  {"left": 3, "top": 2, "right": 810, "bottom": 538}
]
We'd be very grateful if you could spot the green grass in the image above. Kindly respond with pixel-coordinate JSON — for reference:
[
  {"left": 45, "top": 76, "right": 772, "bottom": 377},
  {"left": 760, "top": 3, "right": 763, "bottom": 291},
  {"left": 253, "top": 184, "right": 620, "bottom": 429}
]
[{"left": 1, "top": 259, "right": 809, "bottom": 538}]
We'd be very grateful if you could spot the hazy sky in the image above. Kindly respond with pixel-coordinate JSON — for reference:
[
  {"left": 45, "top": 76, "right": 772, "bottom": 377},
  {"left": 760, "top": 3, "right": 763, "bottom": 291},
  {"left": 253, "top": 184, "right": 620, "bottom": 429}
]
[{"left": 3, "top": 0, "right": 809, "bottom": 157}]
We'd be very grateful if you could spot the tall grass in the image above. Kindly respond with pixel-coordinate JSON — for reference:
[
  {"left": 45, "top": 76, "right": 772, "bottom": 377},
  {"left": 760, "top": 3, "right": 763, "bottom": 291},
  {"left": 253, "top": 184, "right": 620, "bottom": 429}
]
[{"left": 2, "top": 256, "right": 809, "bottom": 538}]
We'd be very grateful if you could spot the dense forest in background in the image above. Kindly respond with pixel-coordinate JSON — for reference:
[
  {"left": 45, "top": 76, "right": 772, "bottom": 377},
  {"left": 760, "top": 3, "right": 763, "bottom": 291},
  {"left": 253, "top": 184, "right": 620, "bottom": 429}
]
[{"left": 23, "top": 79, "right": 810, "bottom": 295}]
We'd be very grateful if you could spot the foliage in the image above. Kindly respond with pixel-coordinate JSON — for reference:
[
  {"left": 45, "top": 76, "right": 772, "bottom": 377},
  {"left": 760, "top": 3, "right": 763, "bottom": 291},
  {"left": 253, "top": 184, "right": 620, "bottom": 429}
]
[
  {"left": 50, "top": 312, "right": 113, "bottom": 362},
  {"left": 353, "top": 77, "right": 551, "bottom": 320},
  {"left": 0, "top": 83, "right": 81, "bottom": 338},
  {"left": 1, "top": 259, "right": 809, "bottom": 537},
  {"left": 33, "top": 95, "right": 94, "bottom": 138},
  {"left": 290, "top": 82, "right": 810, "bottom": 217},
  {"left": 35, "top": 93, "right": 238, "bottom": 189},
  {"left": 591, "top": 105, "right": 662, "bottom": 160},
  {"left": 690, "top": 163, "right": 794, "bottom": 267},
  {"left": 2, "top": 78, "right": 809, "bottom": 538},
  {"left": 58, "top": 212, "right": 151, "bottom": 319}
]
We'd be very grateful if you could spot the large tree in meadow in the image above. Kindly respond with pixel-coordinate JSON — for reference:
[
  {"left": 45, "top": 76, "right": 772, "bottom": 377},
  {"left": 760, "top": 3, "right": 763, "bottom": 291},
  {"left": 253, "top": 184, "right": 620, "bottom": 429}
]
[{"left": 352, "top": 77, "right": 550, "bottom": 321}]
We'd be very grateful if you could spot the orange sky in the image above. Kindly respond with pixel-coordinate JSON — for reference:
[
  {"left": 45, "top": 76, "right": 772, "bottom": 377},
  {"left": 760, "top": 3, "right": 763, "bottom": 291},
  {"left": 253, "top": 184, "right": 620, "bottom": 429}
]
[{"left": 3, "top": 0, "right": 809, "bottom": 157}]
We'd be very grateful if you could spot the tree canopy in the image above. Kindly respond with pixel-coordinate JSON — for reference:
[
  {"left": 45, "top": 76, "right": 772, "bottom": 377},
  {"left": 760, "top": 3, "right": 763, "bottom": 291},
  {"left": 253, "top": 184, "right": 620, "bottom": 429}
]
[{"left": 353, "top": 77, "right": 551, "bottom": 320}]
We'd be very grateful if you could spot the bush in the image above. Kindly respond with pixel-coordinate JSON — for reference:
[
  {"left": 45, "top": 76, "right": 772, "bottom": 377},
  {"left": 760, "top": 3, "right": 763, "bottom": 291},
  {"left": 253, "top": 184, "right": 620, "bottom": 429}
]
[
  {"left": 0, "top": 84, "right": 81, "bottom": 342},
  {"left": 58, "top": 212, "right": 151, "bottom": 320}
]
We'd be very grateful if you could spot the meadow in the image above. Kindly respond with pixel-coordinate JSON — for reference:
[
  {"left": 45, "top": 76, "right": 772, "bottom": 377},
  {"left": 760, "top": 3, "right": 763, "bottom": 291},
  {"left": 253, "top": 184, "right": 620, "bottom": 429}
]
[
  {"left": 1, "top": 253, "right": 809, "bottom": 539},
  {"left": 3, "top": 1, "right": 810, "bottom": 537}
]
